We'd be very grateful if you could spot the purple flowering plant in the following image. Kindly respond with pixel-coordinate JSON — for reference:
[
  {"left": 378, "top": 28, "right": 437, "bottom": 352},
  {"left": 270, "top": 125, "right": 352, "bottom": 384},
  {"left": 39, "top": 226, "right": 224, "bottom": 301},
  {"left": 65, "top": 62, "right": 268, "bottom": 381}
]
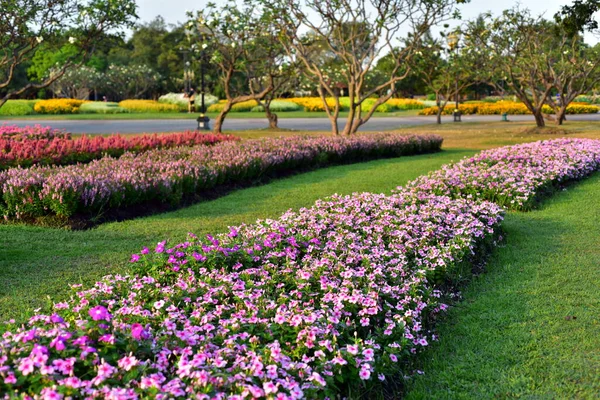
[
  {"left": 0, "top": 138, "right": 599, "bottom": 398},
  {"left": 0, "top": 133, "right": 442, "bottom": 222}
]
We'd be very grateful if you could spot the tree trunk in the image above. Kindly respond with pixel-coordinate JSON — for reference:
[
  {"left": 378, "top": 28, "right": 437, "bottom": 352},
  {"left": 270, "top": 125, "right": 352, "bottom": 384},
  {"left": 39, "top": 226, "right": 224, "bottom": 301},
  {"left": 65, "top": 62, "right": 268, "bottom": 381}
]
[
  {"left": 556, "top": 106, "right": 568, "bottom": 125},
  {"left": 213, "top": 101, "right": 233, "bottom": 134},
  {"left": 341, "top": 105, "right": 358, "bottom": 136},
  {"left": 533, "top": 110, "right": 546, "bottom": 128},
  {"left": 436, "top": 109, "right": 442, "bottom": 125},
  {"left": 265, "top": 103, "right": 278, "bottom": 129}
]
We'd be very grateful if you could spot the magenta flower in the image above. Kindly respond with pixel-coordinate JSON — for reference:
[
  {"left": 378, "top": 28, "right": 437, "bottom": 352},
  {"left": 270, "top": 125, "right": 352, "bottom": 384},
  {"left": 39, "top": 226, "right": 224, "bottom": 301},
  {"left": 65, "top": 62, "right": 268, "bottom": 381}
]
[{"left": 88, "top": 305, "right": 111, "bottom": 321}]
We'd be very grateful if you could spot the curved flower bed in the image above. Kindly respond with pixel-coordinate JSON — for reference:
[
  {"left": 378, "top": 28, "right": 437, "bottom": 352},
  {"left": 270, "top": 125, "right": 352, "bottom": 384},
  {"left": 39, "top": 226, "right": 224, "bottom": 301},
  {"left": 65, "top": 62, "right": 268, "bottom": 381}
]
[
  {"left": 1, "top": 138, "right": 600, "bottom": 398},
  {"left": 0, "top": 134, "right": 442, "bottom": 221},
  {"left": 0, "top": 129, "right": 238, "bottom": 169},
  {"left": 403, "top": 138, "right": 600, "bottom": 210}
]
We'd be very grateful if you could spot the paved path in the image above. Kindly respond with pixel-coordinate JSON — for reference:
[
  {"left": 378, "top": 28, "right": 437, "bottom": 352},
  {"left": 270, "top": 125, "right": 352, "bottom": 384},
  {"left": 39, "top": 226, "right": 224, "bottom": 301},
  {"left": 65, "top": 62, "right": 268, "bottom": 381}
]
[{"left": 3, "top": 114, "right": 600, "bottom": 134}]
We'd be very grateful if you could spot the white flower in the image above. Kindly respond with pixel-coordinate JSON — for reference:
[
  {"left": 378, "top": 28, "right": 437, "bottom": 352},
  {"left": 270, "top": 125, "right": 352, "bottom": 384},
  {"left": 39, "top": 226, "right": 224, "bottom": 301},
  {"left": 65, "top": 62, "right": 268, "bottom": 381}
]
[
  {"left": 231, "top": 42, "right": 236, "bottom": 48},
  {"left": 36, "top": 36, "right": 44, "bottom": 43},
  {"left": 202, "top": 43, "right": 208, "bottom": 49},
  {"left": 68, "top": 37, "right": 76, "bottom": 44}
]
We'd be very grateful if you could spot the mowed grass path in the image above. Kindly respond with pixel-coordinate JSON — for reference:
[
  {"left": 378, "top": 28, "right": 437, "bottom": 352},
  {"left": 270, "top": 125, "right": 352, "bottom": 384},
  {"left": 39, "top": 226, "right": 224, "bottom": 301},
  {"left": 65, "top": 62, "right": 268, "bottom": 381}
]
[
  {"left": 405, "top": 174, "right": 600, "bottom": 399},
  {"left": 0, "top": 149, "right": 472, "bottom": 321}
]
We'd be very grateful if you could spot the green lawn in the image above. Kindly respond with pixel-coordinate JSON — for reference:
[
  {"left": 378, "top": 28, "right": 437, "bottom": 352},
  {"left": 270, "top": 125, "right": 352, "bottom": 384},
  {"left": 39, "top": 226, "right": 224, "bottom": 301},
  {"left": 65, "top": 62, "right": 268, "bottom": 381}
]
[
  {"left": 0, "top": 149, "right": 472, "bottom": 321},
  {"left": 404, "top": 173, "right": 600, "bottom": 399},
  {"left": 0, "top": 109, "right": 420, "bottom": 120}
]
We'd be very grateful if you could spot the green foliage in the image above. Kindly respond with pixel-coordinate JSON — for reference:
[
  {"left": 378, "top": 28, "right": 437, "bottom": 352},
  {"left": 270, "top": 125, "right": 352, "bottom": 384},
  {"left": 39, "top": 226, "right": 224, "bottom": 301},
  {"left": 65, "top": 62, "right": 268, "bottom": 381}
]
[
  {"left": 0, "top": 100, "right": 38, "bottom": 116},
  {"left": 251, "top": 100, "right": 302, "bottom": 112},
  {"left": 78, "top": 102, "right": 129, "bottom": 114}
]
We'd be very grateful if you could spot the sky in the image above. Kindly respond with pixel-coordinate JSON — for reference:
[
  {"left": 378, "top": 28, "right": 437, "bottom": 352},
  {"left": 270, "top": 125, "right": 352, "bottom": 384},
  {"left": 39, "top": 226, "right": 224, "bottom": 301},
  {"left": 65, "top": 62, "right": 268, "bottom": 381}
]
[{"left": 134, "top": 0, "right": 596, "bottom": 43}]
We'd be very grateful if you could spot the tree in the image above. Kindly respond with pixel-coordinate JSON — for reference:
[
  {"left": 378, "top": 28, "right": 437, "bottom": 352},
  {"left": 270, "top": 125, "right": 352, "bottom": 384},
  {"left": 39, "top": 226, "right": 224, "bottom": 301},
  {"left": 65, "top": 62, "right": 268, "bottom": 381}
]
[
  {"left": 263, "top": 0, "right": 463, "bottom": 135},
  {"left": 544, "top": 39, "right": 600, "bottom": 125},
  {"left": 187, "top": 0, "right": 287, "bottom": 133},
  {"left": 555, "top": 0, "right": 600, "bottom": 34},
  {"left": 103, "top": 64, "right": 162, "bottom": 100},
  {"left": 466, "top": 8, "right": 600, "bottom": 127},
  {"left": 0, "top": 0, "right": 137, "bottom": 108},
  {"left": 410, "top": 33, "right": 479, "bottom": 124},
  {"left": 48, "top": 65, "right": 103, "bottom": 99}
]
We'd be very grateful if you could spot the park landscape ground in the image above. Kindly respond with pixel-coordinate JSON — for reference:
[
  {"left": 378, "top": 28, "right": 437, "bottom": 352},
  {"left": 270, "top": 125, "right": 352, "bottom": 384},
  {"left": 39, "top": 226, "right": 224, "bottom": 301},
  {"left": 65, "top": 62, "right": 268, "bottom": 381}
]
[{"left": 0, "top": 120, "right": 599, "bottom": 398}]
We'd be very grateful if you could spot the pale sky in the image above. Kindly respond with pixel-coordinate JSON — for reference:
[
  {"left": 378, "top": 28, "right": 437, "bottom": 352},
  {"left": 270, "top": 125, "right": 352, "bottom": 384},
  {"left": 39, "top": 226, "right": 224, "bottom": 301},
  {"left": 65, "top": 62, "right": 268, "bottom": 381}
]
[{"left": 133, "top": 0, "right": 596, "bottom": 43}]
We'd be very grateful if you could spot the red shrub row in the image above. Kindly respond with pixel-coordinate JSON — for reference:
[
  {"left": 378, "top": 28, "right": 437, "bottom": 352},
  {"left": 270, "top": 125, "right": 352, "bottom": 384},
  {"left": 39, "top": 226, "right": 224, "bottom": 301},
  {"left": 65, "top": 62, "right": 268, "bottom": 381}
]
[{"left": 0, "top": 131, "right": 239, "bottom": 169}]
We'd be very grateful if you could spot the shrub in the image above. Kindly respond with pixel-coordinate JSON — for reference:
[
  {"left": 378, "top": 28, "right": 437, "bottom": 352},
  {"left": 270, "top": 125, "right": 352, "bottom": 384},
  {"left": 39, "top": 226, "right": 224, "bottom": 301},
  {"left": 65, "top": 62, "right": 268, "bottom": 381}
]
[
  {"left": 386, "top": 98, "right": 427, "bottom": 110},
  {"left": 158, "top": 92, "right": 219, "bottom": 112},
  {"left": 417, "top": 101, "right": 600, "bottom": 116},
  {"left": 207, "top": 100, "right": 259, "bottom": 113},
  {"left": 0, "top": 130, "right": 239, "bottom": 169},
  {"left": 0, "top": 134, "right": 443, "bottom": 220},
  {"left": 79, "top": 102, "right": 129, "bottom": 114},
  {"left": 0, "top": 100, "right": 37, "bottom": 116},
  {"left": 118, "top": 100, "right": 180, "bottom": 113},
  {"left": 0, "top": 125, "right": 69, "bottom": 141},
  {"left": 250, "top": 100, "right": 303, "bottom": 112},
  {"left": 33, "top": 99, "right": 87, "bottom": 114},
  {"left": 287, "top": 97, "right": 349, "bottom": 112}
]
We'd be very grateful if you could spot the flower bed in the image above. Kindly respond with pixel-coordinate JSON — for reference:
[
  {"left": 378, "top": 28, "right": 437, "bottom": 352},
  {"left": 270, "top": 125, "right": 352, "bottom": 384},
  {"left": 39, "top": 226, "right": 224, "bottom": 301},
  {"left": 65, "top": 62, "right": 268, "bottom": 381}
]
[
  {"left": 0, "top": 129, "right": 239, "bottom": 169},
  {"left": 4, "top": 139, "right": 600, "bottom": 397},
  {"left": 0, "top": 191, "right": 503, "bottom": 398},
  {"left": 0, "top": 125, "right": 70, "bottom": 141},
  {"left": 0, "top": 134, "right": 443, "bottom": 221},
  {"left": 418, "top": 101, "right": 600, "bottom": 116},
  {"left": 403, "top": 138, "right": 600, "bottom": 210}
]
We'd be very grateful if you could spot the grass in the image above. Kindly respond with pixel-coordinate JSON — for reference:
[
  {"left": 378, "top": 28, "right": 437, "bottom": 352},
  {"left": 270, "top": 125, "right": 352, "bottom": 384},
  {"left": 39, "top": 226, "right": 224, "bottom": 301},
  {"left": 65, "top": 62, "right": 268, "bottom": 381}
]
[
  {"left": 0, "top": 109, "right": 421, "bottom": 120},
  {"left": 404, "top": 173, "right": 600, "bottom": 399},
  {"left": 0, "top": 149, "right": 472, "bottom": 321}
]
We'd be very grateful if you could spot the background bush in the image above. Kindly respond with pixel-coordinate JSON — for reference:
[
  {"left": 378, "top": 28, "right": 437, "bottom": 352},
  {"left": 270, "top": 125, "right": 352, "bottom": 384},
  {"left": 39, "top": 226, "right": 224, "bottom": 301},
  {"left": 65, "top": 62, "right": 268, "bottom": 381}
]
[
  {"left": 118, "top": 100, "right": 180, "bottom": 113},
  {"left": 79, "top": 102, "right": 129, "bottom": 114},
  {"left": 250, "top": 100, "right": 303, "bottom": 112},
  {"left": 0, "top": 100, "right": 38, "bottom": 116},
  {"left": 33, "top": 99, "right": 87, "bottom": 114},
  {"left": 158, "top": 92, "right": 219, "bottom": 112}
]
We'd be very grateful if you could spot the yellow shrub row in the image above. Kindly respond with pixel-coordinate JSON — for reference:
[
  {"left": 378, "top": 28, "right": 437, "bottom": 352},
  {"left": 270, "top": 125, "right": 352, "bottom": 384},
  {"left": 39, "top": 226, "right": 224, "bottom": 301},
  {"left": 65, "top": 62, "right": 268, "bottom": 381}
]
[
  {"left": 118, "top": 100, "right": 180, "bottom": 113},
  {"left": 206, "top": 100, "right": 259, "bottom": 113},
  {"left": 33, "top": 99, "right": 88, "bottom": 114},
  {"left": 287, "top": 97, "right": 427, "bottom": 112},
  {"left": 287, "top": 97, "right": 343, "bottom": 112},
  {"left": 418, "top": 101, "right": 600, "bottom": 116}
]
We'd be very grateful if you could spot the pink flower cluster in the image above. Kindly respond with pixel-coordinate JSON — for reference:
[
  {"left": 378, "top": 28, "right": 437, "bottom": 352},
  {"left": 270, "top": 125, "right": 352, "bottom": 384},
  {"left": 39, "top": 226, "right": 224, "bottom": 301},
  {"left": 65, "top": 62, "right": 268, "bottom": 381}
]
[
  {"left": 0, "top": 127, "right": 239, "bottom": 169},
  {"left": 0, "top": 134, "right": 442, "bottom": 221},
  {"left": 0, "top": 124, "right": 69, "bottom": 141},
  {"left": 402, "top": 138, "right": 600, "bottom": 210},
  {"left": 0, "top": 190, "right": 502, "bottom": 398}
]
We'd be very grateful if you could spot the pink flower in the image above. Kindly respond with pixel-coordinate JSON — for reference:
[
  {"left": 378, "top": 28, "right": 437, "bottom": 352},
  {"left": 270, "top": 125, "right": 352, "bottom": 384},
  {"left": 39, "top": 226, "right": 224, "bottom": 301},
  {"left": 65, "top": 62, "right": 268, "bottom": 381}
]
[
  {"left": 359, "top": 366, "right": 371, "bottom": 380},
  {"left": 88, "top": 305, "right": 111, "bottom": 321},
  {"left": 346, "top": 344, "right": 358, "bottom": 355},
  {"left": 117, "top": 355, "right": 139, "bottom": 371},
  {"left": 18, "top": 358, "right": 35, "bottom": 375},
  {"left": 263, "top": 381, "right": 278, "bottom": 394}
]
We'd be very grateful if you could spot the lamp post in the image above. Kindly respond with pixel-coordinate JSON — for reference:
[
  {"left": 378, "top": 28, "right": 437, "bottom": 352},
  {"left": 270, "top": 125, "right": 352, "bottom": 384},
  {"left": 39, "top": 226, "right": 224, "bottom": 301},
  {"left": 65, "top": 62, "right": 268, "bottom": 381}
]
[
  {"left": 194, "top": 35, "right": 210, "bottom": 130},
  {"left": 447, "top": 32, "right": 461, "bottom": 122}
]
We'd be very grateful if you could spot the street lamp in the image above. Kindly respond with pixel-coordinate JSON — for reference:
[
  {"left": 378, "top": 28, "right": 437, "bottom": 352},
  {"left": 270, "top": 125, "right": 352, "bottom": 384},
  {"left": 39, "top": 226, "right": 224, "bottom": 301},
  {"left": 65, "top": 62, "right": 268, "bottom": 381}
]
[
  {"left": 447, "top": 32, "right": 462, "bottom": 122},
  {"left": 192, "top": 30, "right": 211, "bottom": 131}
]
